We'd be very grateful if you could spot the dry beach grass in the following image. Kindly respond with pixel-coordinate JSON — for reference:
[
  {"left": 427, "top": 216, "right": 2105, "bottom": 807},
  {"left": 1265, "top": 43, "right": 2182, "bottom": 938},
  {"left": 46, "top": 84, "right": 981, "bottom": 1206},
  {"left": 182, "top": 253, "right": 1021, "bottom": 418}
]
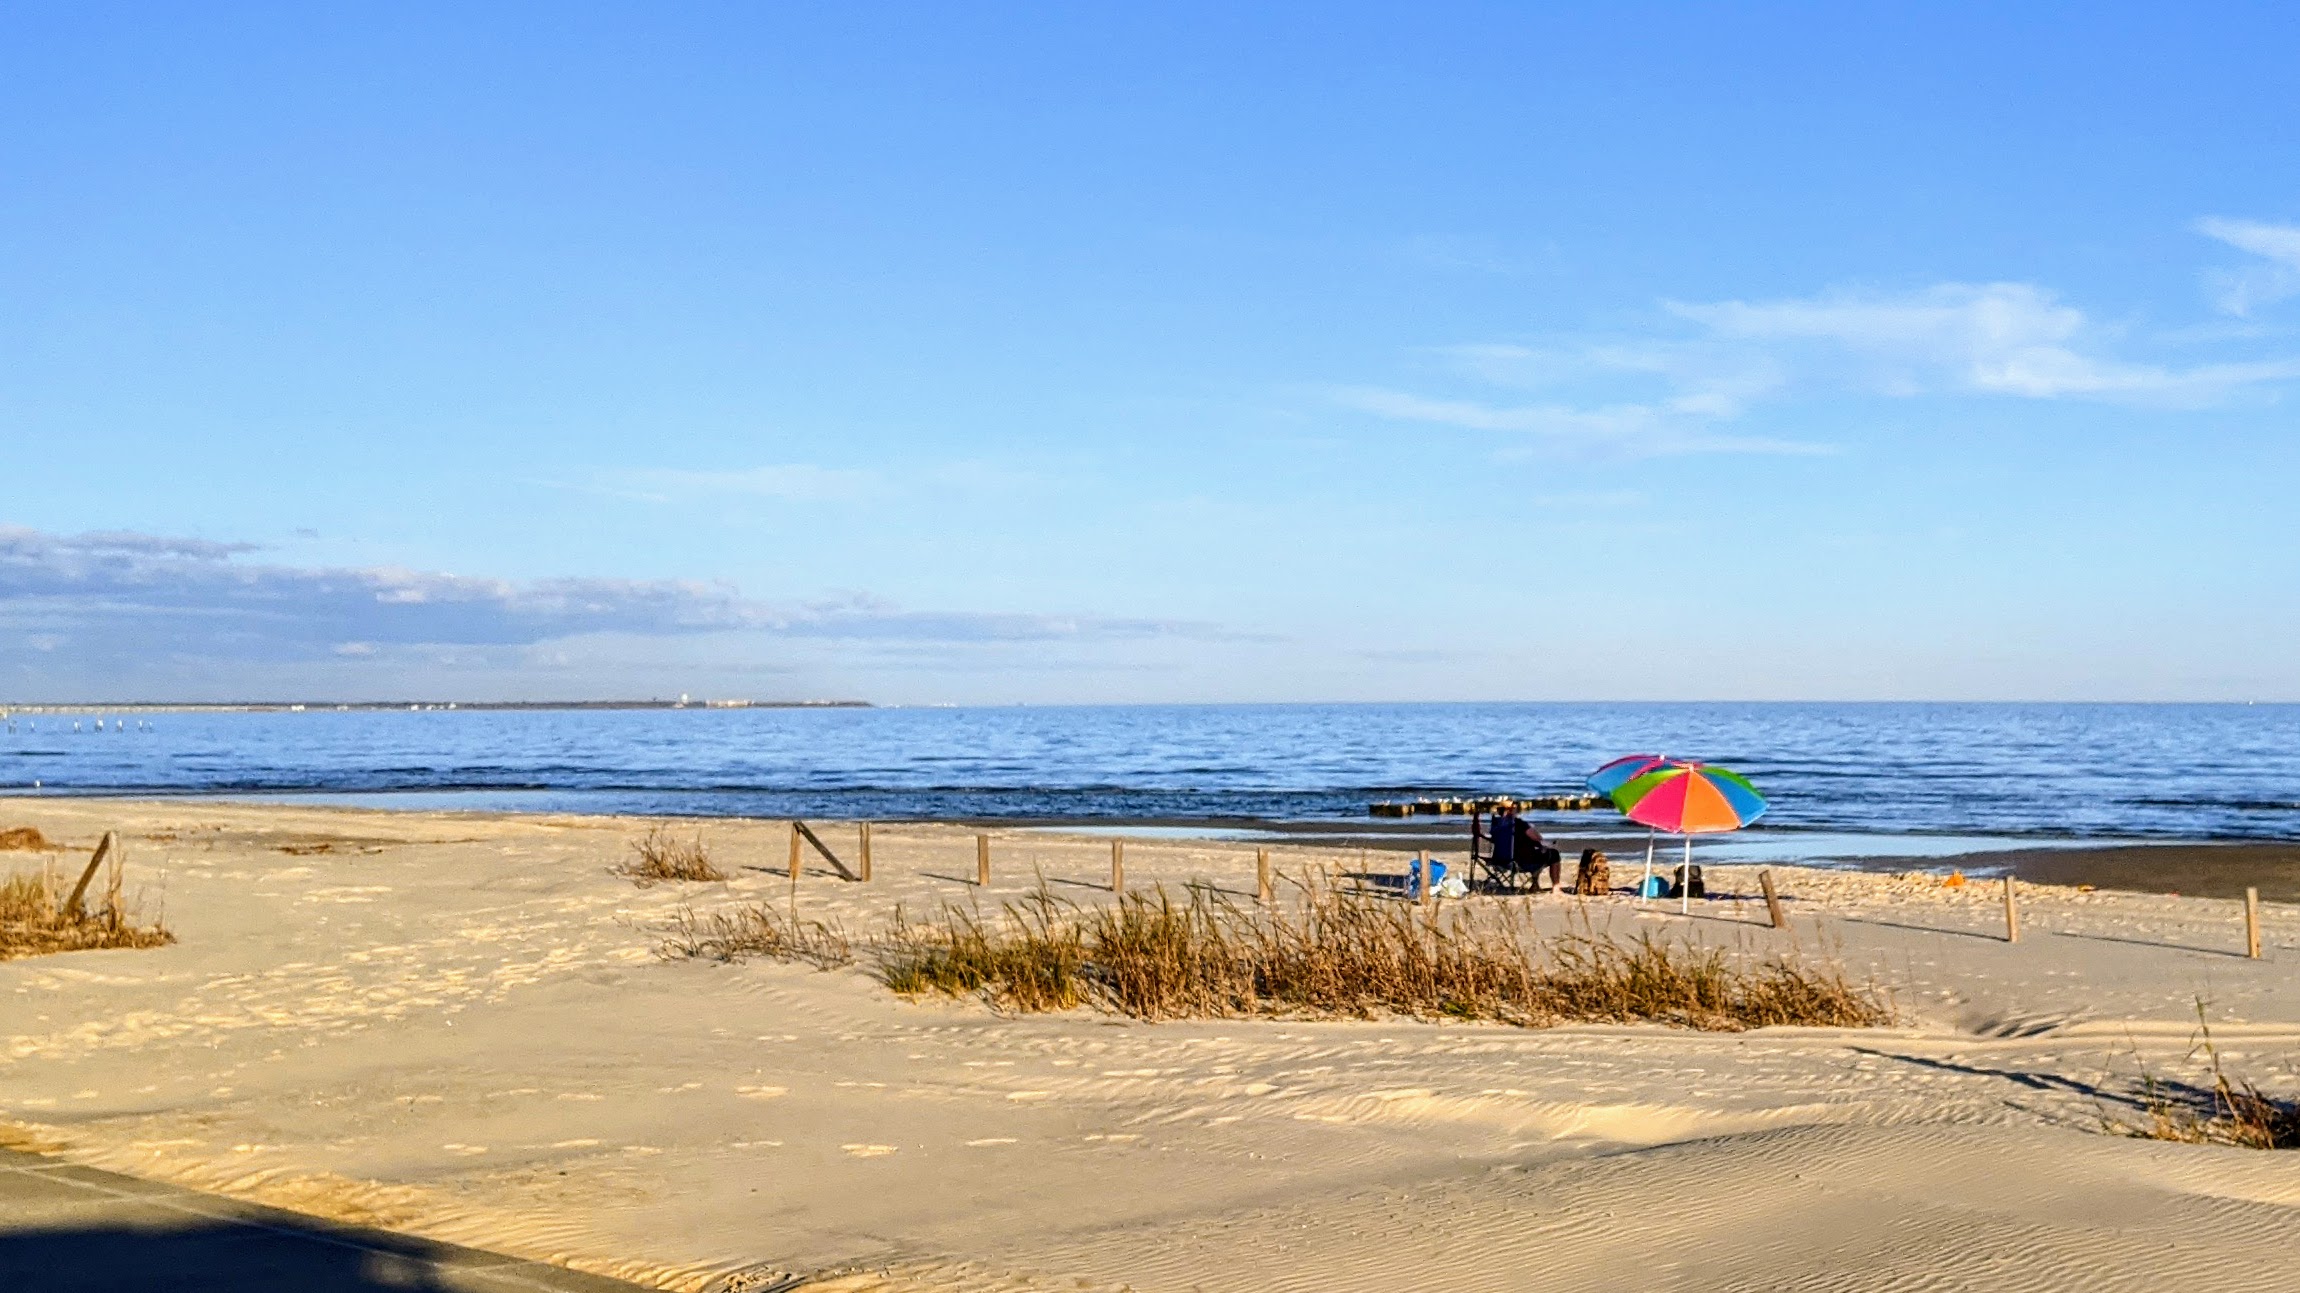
[
  {"left": 612, "top": 827, "right": 728, "bottom": 886},
  {"left": 669, "top": 877, "right": 1893, "bottom": 1030},
  {"left": 0, "top": 864, "right": 173, "bottom": 961},
  {"left": 661, "top": 899, "right": 854, "bottom": 969},
  {"left": 2111, "top": 1008, "right": 2300, "bottom": 1151}
]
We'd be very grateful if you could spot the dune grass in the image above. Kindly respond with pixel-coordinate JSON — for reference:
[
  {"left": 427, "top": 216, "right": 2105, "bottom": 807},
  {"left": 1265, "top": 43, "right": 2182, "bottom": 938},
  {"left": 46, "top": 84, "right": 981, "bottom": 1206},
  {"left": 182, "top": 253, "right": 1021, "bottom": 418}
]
[
  {"left": 0, "top": 826, "right": 54, "bottom": 851},
  {"left": 661, "top": 901, "right": 854, "bottom": 969},
  {"left": 881, "top": 890, "right": 1092, "bottom": 1012},
  {"left": 613, "top": 828, "right": 728, "bottom": 886},
  {"left": 670, "top": 876, "right": 1890, "bottom": 1031},
  {"left": 2113, "top": 1011, "right": 2300, "bottom": 1150},
  {"left": 1, "top": 867, "right": 173, "bottom": 961}
]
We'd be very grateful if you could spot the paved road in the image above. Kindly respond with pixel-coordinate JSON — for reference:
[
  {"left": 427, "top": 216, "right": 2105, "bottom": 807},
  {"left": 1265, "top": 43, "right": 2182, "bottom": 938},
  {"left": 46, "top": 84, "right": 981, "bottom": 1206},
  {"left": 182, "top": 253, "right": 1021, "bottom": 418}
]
[{"left": 0, "top": 1148, "right": 658, "bottom": 1292}]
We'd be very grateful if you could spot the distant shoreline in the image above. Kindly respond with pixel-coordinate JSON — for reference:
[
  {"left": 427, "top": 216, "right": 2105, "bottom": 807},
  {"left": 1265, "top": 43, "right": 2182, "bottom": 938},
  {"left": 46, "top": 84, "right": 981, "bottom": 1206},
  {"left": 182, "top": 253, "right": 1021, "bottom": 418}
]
[{"left": 0, "top": 699, "right": 872, "bottom": 713}]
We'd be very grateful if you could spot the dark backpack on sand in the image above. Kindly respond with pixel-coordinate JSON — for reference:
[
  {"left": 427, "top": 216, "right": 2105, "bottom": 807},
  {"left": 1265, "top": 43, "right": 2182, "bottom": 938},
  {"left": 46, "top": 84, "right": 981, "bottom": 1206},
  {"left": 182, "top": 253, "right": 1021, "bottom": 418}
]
[{"left": 1671, "top": 864, "right": 1705, "bottom": 899}]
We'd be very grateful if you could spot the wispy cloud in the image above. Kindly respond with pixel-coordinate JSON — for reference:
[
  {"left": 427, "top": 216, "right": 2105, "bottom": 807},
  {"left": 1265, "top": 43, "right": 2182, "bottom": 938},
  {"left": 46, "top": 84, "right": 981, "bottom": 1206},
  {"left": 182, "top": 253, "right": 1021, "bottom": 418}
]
[
  {"left": 1399, "top": 233, "right": 1555, "bottom": 276},
  {"left": 0, "top": 526, "right": 1218, "bottom": 679},
  {"left": 1332, "top": 387, "right": 1830, "bottom": 457},
  {"left": 2196, "top": 216, "right": 2300, "bottom": 316},
  {"left": 547, "top": 460, "right": 1045, "bottom": 507},
  {"left": 1675, "top": 282, "right": 2300, "bottom": 402},
  {"left": 1344, "top": 241, "right": 2300, "bottom": 457},
  {"left": 619, "top": 464, "right": 881, "bottom": 502},
  {"left": 1531, "top": 488, "right": 1647, "bottom": 509}
]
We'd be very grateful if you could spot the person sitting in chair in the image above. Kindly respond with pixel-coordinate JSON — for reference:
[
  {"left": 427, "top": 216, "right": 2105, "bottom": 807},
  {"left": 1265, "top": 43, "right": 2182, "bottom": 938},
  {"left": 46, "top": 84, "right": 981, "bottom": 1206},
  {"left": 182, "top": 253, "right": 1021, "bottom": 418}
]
[
  {"left": 1488, "top": 805, "right": 1518, "bottom": 875},
  {"left": 1517, "top": 819, "right": 1562, "bottom": 892}
]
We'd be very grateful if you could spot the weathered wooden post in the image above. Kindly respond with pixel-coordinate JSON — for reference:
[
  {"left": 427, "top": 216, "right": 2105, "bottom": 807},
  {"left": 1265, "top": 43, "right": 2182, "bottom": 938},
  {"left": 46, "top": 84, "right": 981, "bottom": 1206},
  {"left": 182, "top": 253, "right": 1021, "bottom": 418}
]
[
  {"left": 2245, "top": 886, "right": 2261, "bottom": 959},
  {"left": 977, "top": 833, "right": 991, "bottom": 887},
  {"left": 1417, "top": 850, "right": 1432, "bottom": 907},
  {"left": 1759, "top": 869, "right": 1786, "bottom": 930},
  {"left": 1110, "top": 839, "right": 1124, "bottom": 894},
  {"left": 1256, "top": 848, "right": 1272, "bottom": 905},
  {"left": 62, "top": 831, "right": 116, "bottom": 921},
  {"left": 2002, "top": 875, "right": 2020, "bottom": 944},
  {"left": 788, "top": 823, "right": 802, "bottom": 881},
  {"left": 858, "top": 822, "right": 873, "bottom": 883}
]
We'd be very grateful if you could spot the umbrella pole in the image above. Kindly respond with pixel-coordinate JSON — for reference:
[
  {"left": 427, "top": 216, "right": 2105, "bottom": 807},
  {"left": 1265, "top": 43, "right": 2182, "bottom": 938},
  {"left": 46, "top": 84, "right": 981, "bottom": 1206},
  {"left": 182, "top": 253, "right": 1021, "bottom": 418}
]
[
  {"left": 1680, "top": 835, "right": 1692, "bottom": 915},
  {"left": 1640, "top": 831, "right": 1654, "bottom": 904}
]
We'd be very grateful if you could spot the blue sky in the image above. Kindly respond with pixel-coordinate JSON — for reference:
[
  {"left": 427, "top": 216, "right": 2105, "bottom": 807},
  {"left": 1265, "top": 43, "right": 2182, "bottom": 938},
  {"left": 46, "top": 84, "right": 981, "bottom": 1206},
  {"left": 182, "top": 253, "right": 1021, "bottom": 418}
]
[{"left": 4, "top": 3, "right": 2298, "bottom": 703}]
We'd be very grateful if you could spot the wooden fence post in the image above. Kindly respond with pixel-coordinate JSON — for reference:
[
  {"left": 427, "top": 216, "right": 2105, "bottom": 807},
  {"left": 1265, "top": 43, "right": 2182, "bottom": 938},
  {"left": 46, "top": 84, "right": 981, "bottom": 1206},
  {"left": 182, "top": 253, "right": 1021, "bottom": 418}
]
[
  {"left": 2245, "top": 886, "right": 2261, "bottom": 959},
  {"left": 1110, "top": 840, "right": 1124, "bottom": 894},
  {"left": 62, "top": 831, "right": 116, "bottom": 921},
  {"left": 791, "top": 821, "right": 859, "bottom": 881},
  {"left": 977, "top": 834, "right": 991, "bottom": 887},
  {"left": 2002, "top": 875, "right": 2020, "bottom": 944},
  {"left": 858, "top": 823, "right": 873, "bottom": 882},
  {"left": 1759, "top": 869, "right": 1786, "bottom": 930},
  {"left": 1417, "top": 850, "right": 1432, "bottom": 906},
  {"left": 1256, "top": 848, "right": 1272, "bottom": 905}
]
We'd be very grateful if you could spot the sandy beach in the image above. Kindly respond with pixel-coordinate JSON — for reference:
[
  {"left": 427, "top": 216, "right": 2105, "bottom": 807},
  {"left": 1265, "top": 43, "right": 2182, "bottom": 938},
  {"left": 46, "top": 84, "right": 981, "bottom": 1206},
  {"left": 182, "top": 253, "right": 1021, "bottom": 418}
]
[{"left": 6, "top": 797, "right": 2300, "bottom": 1291}]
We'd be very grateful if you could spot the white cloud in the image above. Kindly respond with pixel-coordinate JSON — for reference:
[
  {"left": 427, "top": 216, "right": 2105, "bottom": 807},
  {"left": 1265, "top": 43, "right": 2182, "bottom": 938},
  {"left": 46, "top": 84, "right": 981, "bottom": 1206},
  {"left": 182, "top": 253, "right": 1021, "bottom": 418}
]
[
  {"left": 1349, "top": 251, "right": 2300, "bottom": 453},
  {"left": 1332, "top": 386, "right": 1831, "bottom": 457},
  {"left": 0, "top": 526, "right": 1219, "bottom": 678},
  {"left": 552, "top": 461, "right": 1045, "bottom": 506},
  {"left": 1675, "top": 281, "right": 2300, "bottom": 402},
  {"left": 1436, "top": 341, "right": 1787, "bottom": 418},
  {"left": 2196, "top": 216, "right": 2300, "bottom": 316}
]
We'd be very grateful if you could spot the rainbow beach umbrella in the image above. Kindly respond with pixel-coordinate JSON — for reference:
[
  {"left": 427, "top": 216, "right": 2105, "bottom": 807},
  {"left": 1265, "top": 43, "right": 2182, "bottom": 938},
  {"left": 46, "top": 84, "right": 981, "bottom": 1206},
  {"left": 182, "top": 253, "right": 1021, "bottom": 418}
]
[
  {"left": 1599, "top": 760, "right": 1768, "bottom": 912},
  {"left": 1584, "top": 753, "right": 1673, "bottom": 798},
  {"left": 1613, "top": 762, "right": 1767, "bottom": 835}
]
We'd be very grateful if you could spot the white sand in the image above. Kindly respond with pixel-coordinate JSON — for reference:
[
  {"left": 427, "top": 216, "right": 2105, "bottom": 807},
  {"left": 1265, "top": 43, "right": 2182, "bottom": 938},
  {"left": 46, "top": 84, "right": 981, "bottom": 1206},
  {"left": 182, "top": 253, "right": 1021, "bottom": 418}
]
[{"left": 5, "top": 797, "right": 2300, "bottom": 1291}]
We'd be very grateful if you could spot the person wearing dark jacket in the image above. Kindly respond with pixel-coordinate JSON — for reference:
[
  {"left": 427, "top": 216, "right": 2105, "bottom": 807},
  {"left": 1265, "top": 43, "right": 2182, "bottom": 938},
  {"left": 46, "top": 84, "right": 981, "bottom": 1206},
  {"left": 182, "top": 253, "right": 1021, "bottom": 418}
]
[
  {"left": 1489, "top": 806, "right": 1518, "bottom": 870},
  {"left": 1516, "top": 819, "right": 1561, "bottom": 891}
]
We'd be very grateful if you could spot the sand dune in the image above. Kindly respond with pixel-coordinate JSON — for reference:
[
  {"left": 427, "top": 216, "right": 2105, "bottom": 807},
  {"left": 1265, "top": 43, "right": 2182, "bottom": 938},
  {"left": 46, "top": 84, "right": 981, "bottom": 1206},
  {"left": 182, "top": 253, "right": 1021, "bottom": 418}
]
[{"left": 4, "top": 798, "right": 2298, "bottom": 1290}]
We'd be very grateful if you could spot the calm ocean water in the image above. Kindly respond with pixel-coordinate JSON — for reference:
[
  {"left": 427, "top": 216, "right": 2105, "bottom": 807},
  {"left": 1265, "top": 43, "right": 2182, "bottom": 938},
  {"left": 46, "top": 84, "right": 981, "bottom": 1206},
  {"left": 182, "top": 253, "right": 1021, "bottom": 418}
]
[{"left": 2, "top": 703, "right": 2295, "bottom": 843}]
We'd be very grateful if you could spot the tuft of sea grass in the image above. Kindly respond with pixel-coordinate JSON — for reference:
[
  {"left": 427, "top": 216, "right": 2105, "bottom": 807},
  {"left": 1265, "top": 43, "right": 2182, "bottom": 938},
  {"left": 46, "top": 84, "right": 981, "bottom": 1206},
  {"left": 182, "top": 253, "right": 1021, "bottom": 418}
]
[{"left": 613, "top": 828, "right": 728, "bottom": 886}]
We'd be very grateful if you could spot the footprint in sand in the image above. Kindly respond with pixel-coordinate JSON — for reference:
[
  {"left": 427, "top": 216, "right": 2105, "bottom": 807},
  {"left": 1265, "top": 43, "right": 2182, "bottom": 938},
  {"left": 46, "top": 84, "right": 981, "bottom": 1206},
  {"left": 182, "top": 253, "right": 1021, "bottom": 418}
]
[
  {"left": 736, "top": 1085, "right": 789, "bottom": 1100},
  {"left": 841, "top": 1143, "right": 898, "bottom": 1157}
]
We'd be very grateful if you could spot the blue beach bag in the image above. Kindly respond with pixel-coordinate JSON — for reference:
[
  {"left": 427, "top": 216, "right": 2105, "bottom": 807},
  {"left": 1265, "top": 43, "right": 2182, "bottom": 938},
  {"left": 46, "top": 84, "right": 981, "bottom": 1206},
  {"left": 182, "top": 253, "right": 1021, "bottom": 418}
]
[{"left": 1407, "top": 860, "right": 1448, "bottom": 898}]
